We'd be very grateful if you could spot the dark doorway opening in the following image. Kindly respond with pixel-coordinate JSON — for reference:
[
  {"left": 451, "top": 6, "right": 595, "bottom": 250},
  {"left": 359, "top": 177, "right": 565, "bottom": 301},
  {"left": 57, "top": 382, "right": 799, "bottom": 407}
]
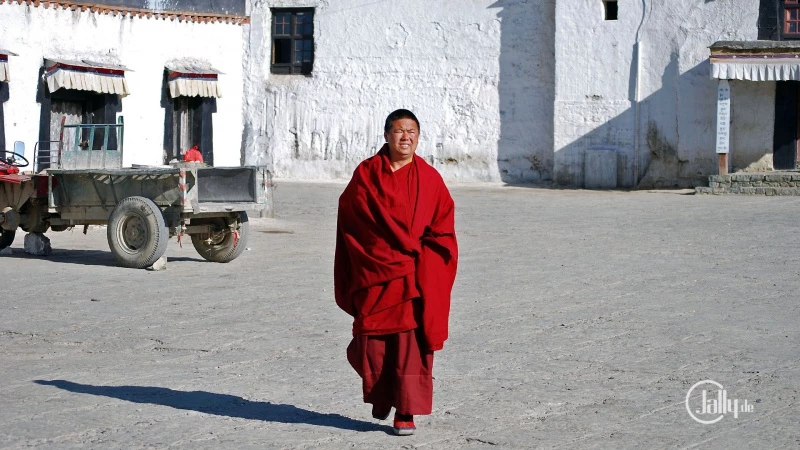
[
  {"left": 37, "top": 85, "right": 120, "bottom": 170},
  {"left": 162, "top": 73, "right": 215, "bottom": 166},
  {"left": 0, "top": 82, "right": 8, "bottom": 152},
  {"left": 773, "top": 80, "right": 799, "bottom": 170}
]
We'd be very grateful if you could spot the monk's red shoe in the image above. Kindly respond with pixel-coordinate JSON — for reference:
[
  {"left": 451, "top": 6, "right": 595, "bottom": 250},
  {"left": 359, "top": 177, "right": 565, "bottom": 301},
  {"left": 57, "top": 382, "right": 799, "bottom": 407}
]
[
  {"left": 393, "top": 413, "right": 415, "bottom": 436},
  {"left": 372, "top": 404, "right": 391, "bottom": 420}
]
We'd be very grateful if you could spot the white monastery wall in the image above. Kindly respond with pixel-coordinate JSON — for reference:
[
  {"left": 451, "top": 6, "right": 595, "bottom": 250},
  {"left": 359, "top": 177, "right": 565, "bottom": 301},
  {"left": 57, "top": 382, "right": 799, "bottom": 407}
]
[
  {"left": 554, "top": 0, "right": 773, "bottom": 188},
  {"left": 0, "top": 2, "right": 244, "bottom": 167},
  {"left": 4, "top": 1, "right": 773, "bottom": 186},
  {"left": 246, "top": 0, "right": 556, "bottom": 182}
]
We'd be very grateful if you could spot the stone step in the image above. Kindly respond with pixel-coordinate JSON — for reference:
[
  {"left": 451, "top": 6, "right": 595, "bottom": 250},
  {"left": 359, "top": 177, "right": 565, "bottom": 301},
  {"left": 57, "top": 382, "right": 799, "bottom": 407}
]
[
  {"left": 696, "top": 172, "right": 800, "bottom": 195},
  {"left": 695, "top": 186, "right": 800, "bottom": 195}
]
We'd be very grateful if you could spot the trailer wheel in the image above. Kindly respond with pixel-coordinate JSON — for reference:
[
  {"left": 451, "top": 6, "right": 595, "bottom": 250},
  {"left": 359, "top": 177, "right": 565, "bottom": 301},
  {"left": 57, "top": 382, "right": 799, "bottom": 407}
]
[
  {"left": 0, "top": 230, "right": 15, "bottom": 250},
  {"left": 191, "top": 212, "right": 249, "bottom": 263},
  {"left": 107, "top": 196, "right": 168, "bottom": 268}
]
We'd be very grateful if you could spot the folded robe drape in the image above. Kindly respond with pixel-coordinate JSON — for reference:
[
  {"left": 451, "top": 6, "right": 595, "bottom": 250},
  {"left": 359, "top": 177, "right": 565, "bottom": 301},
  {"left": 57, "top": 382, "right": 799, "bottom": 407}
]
[{"left": 334, "top": 145, "right": 458, "bottom": 351}]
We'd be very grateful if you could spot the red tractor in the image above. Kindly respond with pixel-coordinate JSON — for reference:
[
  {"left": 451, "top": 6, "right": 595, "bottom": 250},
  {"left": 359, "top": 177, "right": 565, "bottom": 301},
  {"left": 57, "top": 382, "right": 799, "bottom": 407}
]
[{"left": 0, "top": 144, "right": 32, "bottom": 249}]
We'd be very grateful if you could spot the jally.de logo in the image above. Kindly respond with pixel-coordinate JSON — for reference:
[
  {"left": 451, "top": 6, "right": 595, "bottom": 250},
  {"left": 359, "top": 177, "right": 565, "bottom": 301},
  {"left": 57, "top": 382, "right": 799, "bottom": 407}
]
[{"left": 685, "top": 380, "right": 754, "bottom": 424}]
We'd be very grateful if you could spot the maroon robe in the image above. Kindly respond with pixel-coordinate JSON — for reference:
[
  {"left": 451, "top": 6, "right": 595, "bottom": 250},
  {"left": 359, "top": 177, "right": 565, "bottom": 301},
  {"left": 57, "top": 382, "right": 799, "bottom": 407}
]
[{"left": 335, "top": 145, "right": 458, "bottom": 415}]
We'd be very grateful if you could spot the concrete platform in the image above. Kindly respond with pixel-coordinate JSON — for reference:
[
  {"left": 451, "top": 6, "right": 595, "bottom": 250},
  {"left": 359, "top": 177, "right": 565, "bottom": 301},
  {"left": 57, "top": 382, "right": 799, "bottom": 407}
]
[{"left": 1, "top": 182, "right": 797, "bottom": 448}]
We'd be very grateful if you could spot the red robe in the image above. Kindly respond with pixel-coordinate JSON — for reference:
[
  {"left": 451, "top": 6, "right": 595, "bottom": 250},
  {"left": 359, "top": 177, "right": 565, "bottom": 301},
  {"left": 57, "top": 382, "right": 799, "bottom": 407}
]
[{"left": 335, "top": 145, "right": 458, "bottom": 415}]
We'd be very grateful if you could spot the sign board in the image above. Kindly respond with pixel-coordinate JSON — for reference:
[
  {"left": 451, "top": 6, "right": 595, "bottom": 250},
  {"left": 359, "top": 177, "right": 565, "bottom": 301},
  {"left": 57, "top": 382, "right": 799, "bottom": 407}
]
[{"left": 716, "top": 80, "right": 731, "bottom": 154}]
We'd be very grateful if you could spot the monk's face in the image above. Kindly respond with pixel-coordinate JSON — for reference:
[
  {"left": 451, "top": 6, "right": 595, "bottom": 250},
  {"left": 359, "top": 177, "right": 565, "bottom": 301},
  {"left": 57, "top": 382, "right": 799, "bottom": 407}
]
[{"left": 384, "top": 118, "right": 419, "bottom": 162}]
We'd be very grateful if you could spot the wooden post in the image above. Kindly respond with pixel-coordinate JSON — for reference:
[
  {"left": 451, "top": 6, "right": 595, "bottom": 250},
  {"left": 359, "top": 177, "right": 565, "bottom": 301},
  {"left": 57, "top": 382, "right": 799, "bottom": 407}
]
[{"left": 718, "top": 153, "right": 729, "bottom": 175}]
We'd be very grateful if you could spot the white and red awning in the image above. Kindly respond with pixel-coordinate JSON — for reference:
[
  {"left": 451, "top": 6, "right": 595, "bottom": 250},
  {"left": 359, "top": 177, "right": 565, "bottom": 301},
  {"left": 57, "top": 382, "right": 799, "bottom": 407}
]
[
  {"left": 710, "top": 41, "right": 800, "bottom": 81},
  {"left": 0, "top": 49, "right": 18, "bottom": 83},
  {"left": 711, "top": 54, "right": 800, "bottom": 81},
  {"left": 44, "top": 58, "right": 130, "bottom": 96},
  {"left": 166, "top": 59, "right": 222, "bottom": 98}
]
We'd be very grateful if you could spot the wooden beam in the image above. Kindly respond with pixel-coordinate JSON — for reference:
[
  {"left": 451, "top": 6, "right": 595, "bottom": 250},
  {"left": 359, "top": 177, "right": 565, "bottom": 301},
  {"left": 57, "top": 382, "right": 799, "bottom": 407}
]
[{"left": 718, "top": 153, "right": 729, "bottom": 175}]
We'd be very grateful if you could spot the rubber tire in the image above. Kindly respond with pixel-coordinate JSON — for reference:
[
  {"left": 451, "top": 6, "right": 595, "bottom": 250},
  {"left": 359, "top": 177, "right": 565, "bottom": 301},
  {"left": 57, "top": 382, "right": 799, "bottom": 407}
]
[
  {"left": 191, "top": 212, "right": 249, "bottom": 263},
  {"left": 107, "top": 196, "right": 169, "bottom": 269},
  {"left": 0, "top": 229, "right": 15, "bottom": 249}
]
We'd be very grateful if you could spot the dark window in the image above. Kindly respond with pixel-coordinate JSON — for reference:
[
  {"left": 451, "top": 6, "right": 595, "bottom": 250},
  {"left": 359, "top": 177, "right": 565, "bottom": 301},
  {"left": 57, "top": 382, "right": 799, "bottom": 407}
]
[
  {"left": 271, "top": 8, "right": 314, "bottom": 75},
  {"left": 785, "top": 0, "right": 800, "bottom": 38},
  {"left": 603, "top": 1, "right": 618, "bottom": 21}
]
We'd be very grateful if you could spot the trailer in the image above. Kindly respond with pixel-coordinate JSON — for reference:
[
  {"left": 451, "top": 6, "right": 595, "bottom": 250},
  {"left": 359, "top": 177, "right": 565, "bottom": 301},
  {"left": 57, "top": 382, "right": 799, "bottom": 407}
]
[{"left": 0, "top": 118, "right": 272, "bottom": 268}]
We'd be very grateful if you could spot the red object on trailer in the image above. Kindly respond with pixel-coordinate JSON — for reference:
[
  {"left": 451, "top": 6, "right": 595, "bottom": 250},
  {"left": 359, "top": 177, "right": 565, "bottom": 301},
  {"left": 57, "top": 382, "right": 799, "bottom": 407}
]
[{"left": 184, "top": 145, "right": 204, "bottom": 163}]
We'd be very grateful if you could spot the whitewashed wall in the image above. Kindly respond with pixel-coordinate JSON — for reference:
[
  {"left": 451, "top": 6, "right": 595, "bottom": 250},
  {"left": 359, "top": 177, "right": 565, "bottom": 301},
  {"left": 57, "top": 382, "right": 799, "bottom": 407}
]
[
  {"left": 554, "top": 0, "right": 772, "bottom": 188},
  {"left": 245, "top": 0, "right": 556, "bottom": 182},
  {"left": 0, "top": 3, "right": 245, "bottom": 168}
]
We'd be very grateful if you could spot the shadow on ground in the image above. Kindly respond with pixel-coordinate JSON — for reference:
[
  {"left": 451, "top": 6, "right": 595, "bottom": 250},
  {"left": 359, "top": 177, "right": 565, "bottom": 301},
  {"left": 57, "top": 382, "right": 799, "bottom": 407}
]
[
  {"left": 4, "top": 250, "right": 204, "bottom": 267},
  {"left": 35, "top": 379, "right": 380, "bottom": 432}
]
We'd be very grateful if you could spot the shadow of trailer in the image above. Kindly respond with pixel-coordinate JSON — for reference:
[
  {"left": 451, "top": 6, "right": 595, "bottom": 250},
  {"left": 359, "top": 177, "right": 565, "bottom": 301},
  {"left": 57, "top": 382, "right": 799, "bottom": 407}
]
[{"left": 0, "top": 117, "right": 272, "bottom": 268}]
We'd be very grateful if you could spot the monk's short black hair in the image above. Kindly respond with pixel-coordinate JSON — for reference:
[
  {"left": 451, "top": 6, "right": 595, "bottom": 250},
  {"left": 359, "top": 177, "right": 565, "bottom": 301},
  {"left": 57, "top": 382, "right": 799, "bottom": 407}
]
[{"left": 384, "top": 109, "right": 420, "bottom": 133}]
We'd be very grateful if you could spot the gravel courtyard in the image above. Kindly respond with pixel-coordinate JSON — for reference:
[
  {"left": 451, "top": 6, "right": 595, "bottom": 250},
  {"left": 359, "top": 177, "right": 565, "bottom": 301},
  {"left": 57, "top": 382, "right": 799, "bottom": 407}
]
[{"left": 1, "top": 181, "right": 798, "bottom": 449}]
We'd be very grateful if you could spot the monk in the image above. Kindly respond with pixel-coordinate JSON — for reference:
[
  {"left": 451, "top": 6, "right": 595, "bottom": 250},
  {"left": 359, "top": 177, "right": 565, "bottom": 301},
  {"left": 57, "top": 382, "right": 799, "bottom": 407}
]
[{"left": 334, "top": 109, "right": 458, "bottom": 436}]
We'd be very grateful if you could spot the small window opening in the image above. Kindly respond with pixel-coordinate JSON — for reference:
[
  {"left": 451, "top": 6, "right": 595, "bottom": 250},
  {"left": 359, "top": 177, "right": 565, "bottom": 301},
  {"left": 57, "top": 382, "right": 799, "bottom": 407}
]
[{"left": 604, "top": 1, "right": 618, "bottom": 21}]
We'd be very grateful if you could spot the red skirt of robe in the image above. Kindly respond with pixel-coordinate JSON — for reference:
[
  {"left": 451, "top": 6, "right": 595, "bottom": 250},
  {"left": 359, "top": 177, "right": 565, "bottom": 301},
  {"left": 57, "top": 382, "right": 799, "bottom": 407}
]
[{"left": 347, "top": 325, "right": 434, "bottom": 415}]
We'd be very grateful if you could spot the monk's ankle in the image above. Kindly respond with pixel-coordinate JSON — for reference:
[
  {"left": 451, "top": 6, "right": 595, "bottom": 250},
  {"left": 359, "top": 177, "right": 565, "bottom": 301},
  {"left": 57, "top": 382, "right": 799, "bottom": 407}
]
[{"left": 395, "top": 413, "right": 413, "bottom": 421}]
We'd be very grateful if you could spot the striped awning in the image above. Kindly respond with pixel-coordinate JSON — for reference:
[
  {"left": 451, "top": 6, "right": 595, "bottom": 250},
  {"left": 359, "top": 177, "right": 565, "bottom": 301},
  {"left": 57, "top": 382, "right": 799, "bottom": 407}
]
[
  {"left": 166, "top": 59, "right": 222, "bottom": 98},
  {"left": 0, "top": 49, "right": 18, "bottom": 83},
  {"left": 710, "top": 41, "right": 800, "bottom": 81},
  {"left": 44, "top": 58, "right": 130, "bottom": 96}
]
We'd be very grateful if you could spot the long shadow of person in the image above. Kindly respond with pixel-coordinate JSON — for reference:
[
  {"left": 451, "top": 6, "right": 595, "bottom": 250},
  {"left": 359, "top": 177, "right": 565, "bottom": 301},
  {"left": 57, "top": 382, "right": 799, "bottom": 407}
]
[{"left": 35, "top": 379, "right": 380, "bottom": 432}]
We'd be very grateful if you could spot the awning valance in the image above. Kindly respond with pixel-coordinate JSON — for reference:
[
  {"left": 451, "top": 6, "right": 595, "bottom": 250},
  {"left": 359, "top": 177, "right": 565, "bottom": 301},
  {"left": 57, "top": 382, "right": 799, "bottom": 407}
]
[
  {"left": 0, "top": 49, "right": 18, "bottom": 83},
  {"left": 710, "top": 41, "right": 800, "bottom": 81},
  {"left": 711, "top": 55, "right": 800, "bottom": 81},
  {"left": 166, "top": 59, "right": 222, "bottom": 98},
  {"left": 44, "top": 58, "right": 130, "bottom": 96}
]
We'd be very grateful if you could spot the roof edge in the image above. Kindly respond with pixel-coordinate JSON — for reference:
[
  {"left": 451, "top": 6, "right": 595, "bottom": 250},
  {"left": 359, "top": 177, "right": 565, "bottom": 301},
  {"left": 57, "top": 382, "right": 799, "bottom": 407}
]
[
  {"left": 0, "top": 0, "right": 250, "bottom": 25},
  {"left": 710, "top": 40, "right": 800, "bottom": 52}
]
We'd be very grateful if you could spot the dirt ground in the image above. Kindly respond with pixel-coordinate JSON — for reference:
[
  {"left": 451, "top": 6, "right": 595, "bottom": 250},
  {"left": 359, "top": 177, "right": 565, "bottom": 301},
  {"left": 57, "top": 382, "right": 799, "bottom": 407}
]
[{"left": 1, "top": 181, "right": 798, "bottom": 449}]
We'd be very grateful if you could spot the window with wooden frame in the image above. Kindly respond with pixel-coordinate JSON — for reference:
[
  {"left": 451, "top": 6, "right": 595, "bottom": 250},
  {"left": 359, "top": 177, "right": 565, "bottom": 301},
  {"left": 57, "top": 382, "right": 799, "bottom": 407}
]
[
  {"left": 784, "top": 0, "right": 800, "bottom": 38},
  {"left": 271, "top": 8, "right": 314, "bottom": 75}
]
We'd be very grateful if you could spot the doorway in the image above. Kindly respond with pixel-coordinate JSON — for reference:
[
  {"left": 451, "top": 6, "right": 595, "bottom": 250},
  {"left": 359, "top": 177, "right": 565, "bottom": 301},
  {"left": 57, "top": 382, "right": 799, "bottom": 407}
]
[{"left": 773, "top": 80, "right": 799, "bottom": 170}]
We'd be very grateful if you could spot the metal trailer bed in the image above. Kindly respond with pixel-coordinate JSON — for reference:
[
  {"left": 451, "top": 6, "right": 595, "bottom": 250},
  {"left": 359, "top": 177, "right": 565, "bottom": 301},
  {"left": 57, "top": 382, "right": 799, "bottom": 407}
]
[
  {"left": 46, "top": 166, "right": 269, "bottom": 222},
  {"left": 1, "top": 117, "right": 273, "bottom": 268}
]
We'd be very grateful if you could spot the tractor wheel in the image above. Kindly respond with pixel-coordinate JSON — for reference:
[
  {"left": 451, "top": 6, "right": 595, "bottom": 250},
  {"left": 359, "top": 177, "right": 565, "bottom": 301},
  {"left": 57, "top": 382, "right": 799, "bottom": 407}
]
[
  {"left": 191, "top": 212, "right": 249, "bottom": 263},
  {"left": 107, "top": 196, "right": 168, "bottom": 268},
  {"left": 0, "top": 229, "right": 15, "bottom": 250}
]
